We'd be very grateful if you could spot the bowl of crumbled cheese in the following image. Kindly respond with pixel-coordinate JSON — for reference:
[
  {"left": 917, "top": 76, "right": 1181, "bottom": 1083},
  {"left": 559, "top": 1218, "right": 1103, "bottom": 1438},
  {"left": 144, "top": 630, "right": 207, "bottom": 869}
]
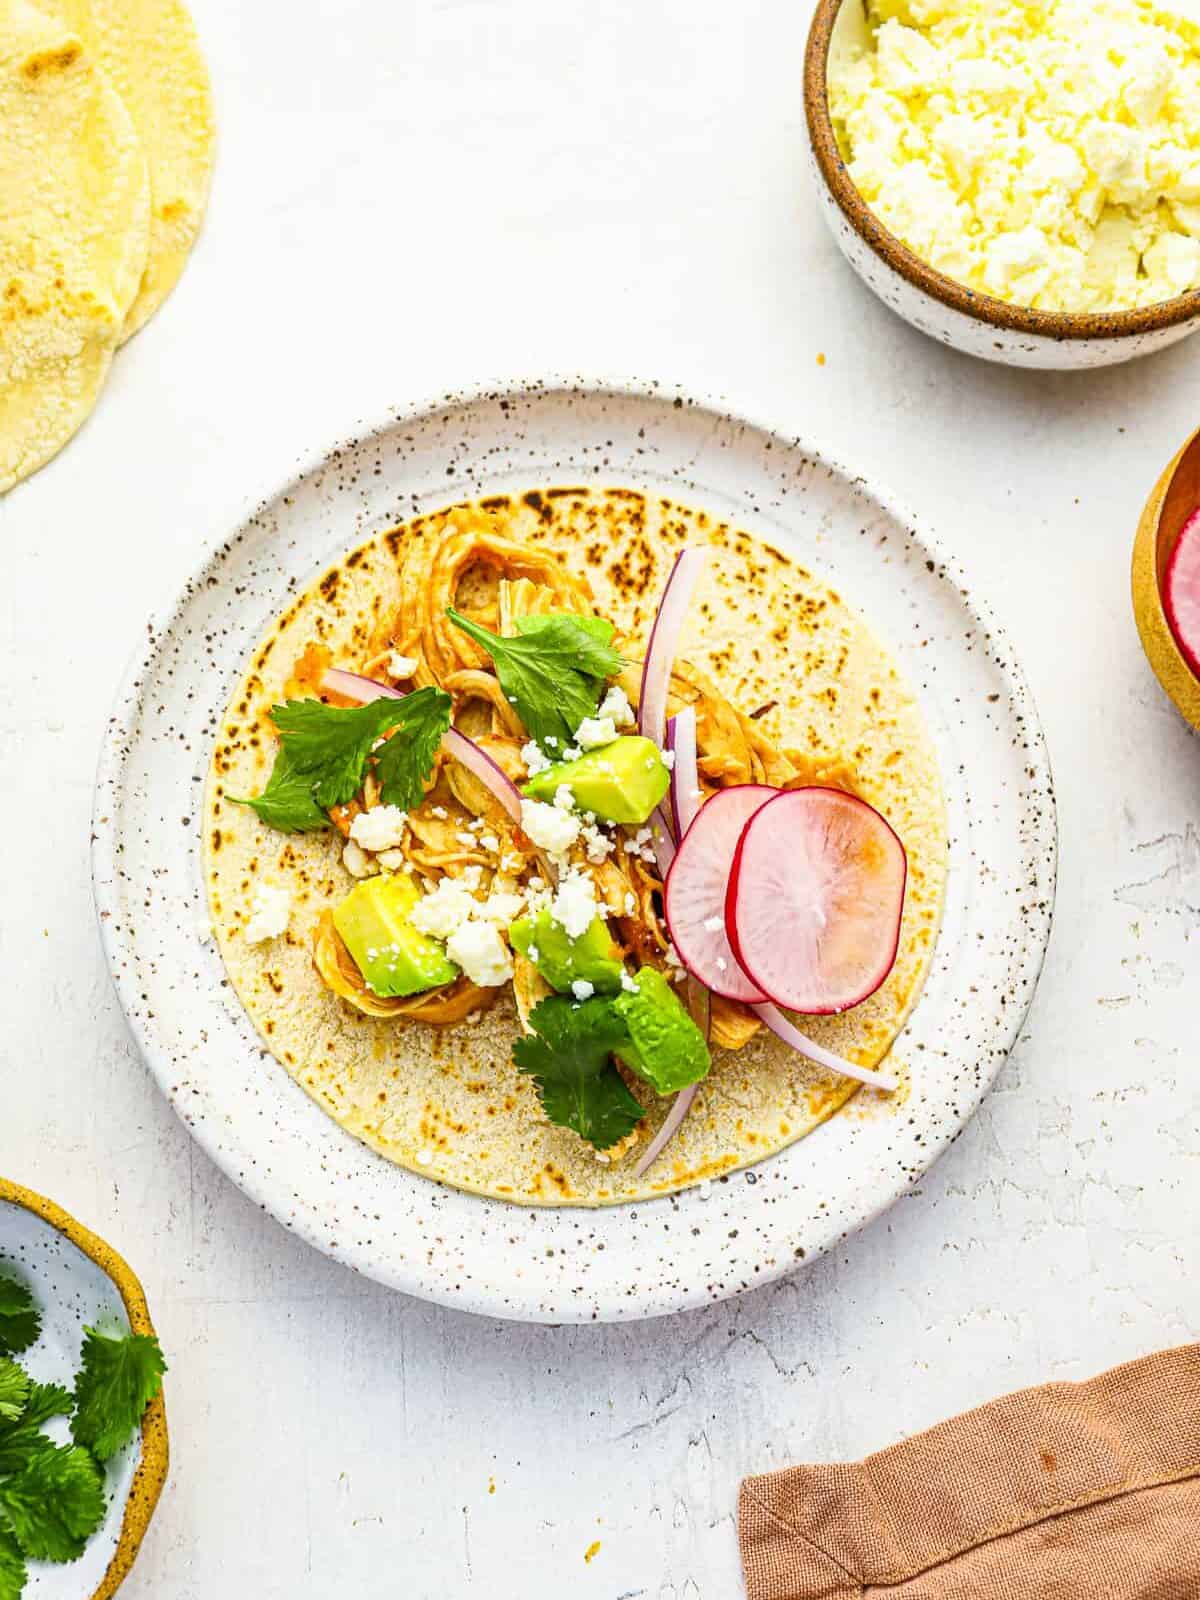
[{"left": 805, "top": 0, "right": 1200, "bottom": 366}]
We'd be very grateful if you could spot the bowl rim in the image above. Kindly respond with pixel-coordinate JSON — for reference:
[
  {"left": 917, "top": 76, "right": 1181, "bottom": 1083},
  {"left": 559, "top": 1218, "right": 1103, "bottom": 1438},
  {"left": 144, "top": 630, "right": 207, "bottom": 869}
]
[
  {"left": 804, "top": 0, "right": 1200, "bottom": 342},
  {"left": 0, "top": 1179, "right": 168, "bottom": 1600},
  {"left": 1132, "top": 426, "right": 1200, "bottom": 730}
]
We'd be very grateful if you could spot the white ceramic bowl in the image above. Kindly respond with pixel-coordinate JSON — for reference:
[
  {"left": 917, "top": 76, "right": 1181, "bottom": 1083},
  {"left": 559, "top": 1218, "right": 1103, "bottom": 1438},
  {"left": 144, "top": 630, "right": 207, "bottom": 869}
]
[{"left": 804, "top": 0, "right": 1200, "bottom": 370}]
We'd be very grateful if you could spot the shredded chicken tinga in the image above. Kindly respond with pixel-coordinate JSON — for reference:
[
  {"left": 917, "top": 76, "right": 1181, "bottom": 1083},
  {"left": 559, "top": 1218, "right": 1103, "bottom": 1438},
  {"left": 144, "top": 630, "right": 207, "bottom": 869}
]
[{"left": 299, "top": 513, "right": 800, "bottom": 1049}]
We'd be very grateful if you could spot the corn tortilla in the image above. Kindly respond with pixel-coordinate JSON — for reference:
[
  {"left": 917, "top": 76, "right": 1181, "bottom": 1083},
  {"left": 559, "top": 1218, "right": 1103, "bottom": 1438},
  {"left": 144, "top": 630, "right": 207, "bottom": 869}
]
[
  {"left": 45, "top": 0, "right": 215, "bottom": 339},
  {"left": 205, "top": 489, "right": 949, "bottom": 1206},
  {"left": 0, "top": 0, "right": 149, "bottom": 493}
]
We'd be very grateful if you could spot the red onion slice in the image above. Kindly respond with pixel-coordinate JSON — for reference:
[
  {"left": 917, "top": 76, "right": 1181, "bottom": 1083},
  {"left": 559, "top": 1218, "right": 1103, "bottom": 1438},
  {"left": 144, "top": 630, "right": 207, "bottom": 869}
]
[
  {"left": 638, "top": 548, "right": 708, "bottom": 752},
  {"left": 648, "top": 806, "right": 676, "bottom": 878},
  {"left": 667, "top": 706, "right": 701, "bottom": 839},
  {"left": 322, "top": 666, "right": 405, "bottom": 703},
  {"left": 319, "top": 667, "right": 524, "bottom": 825},
  {"left": 751, "top": 1001, "right": 900, "bottom": 1092},
  {"left": 440, "top": 728, "right": 524, "bottom": 825},
  {"left": 633, "top": 1082, "right": 699, "bottom": 1179}
]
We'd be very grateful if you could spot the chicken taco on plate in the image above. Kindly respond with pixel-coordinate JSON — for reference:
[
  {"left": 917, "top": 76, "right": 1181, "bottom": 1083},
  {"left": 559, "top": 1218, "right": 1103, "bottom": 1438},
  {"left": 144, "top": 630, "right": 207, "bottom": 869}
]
[{"left": 204, "top": 487, "right": 947, "bottom": 1204}]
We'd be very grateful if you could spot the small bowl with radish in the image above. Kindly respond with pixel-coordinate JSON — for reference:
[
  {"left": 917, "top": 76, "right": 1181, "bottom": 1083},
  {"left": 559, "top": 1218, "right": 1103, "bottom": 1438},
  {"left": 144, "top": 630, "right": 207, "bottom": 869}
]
[{"left": 1133, "top": 425, "right": 1200, "bottom": 733}]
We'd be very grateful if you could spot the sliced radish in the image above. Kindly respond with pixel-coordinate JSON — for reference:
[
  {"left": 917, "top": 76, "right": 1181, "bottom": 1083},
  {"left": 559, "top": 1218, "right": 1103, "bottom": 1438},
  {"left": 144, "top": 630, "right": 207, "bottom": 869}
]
[
  {"left": 663, "top": 785, "right": 775, "bottom": 1001},
  {"left": 1165, "top": 506, "right": 1200, "bottom": 679},
  {"left": 726, "top": 788, "right": 906, "bottom": 1014}
]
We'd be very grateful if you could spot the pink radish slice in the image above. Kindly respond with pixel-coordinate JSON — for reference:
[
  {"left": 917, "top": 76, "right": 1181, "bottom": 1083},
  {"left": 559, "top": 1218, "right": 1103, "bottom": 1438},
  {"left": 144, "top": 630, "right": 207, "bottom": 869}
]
[
  {"left": 727, "top": 788, "right": 907, "bottom": 1014},
  {"left": 1165, "top": 507, "right": 1200, "bottom": 679},
  {"left": 663, "top": 785, "right": 775, "bottom": 1001}
]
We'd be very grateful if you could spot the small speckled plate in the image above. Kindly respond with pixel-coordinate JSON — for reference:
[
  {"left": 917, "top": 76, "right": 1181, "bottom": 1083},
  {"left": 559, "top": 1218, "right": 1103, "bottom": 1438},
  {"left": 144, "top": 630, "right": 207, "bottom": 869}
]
[
  {"left": 0, "top": 1181, "right": 168, "bottom": 1597},
  {"left": 92, "top": 379, "right": 1056, "bottom": 1323}
]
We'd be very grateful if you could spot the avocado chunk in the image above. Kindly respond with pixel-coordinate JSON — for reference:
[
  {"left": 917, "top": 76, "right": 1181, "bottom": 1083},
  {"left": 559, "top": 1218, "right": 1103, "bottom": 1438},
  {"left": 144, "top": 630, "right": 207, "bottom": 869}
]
[
  {"left": 509, "top": 909, "right": 625, "bottom": 995},
  {"left": 612, "top": 967, "right": 711, "bottom": 1094},
  {"left": 333, "top": 874, "right": 458, "bottom": 997},
  {"left": 521, "top": 735, "right": 669, "bottom": 825}
]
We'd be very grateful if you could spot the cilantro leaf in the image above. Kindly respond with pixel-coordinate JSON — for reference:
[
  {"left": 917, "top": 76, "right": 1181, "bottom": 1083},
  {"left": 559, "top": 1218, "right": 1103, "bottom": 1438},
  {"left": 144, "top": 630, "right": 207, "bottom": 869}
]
[
  {"left": 234, "top": 742, "right": 330, "bottom": 834},
  {"left": 513, "top": 996, "right": 644, "bottom": 1149},
  {"left": 0, "top": 1426, "right": 46, "bottom": 1479},
  {"left": 71, "top": 1328, "right": 165, "bottom": 1462},
  {"left": 447, "top": 609, "right": 622, "bottom": 751},
  {"left": 372, "top": 687, "right": 452, "bottom": 810},
  {"left": 0, "top": 1443, "right": 106, "bottom": 1562},
  {"left": 267, "top": 698, "right": 408, "bottom": 809},
  {"left": 0, "top": 1279, "right": 38, "bottom": 1358},
  {"left": 0, "top": 1528, "right": 26, "bottom": 1600},
  {"left": 513, "top": 613, "right": 616, "bottom": 649},
  {"left": 21, "top": 1383, "right": 72, "bottom": 1428},
  {"left": 0, "top": 1364, "right": 27, "bottom": 1425}
]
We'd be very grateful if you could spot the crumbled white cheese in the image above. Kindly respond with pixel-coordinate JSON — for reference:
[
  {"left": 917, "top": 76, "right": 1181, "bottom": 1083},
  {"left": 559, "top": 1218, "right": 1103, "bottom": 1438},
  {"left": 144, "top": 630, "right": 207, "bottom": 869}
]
[
  {"left": 342, "top": 839, "right": 377, "bottom": 879},
  {"left": 550, "top": 866, "right": 600, "bottom": 940},
  {"left": 703, "top": 915, "right": 724, "bottom": 933},
  {"left": 574, "top": 715, "right": 617, "bottom": 749},
  {"left": 526, "top": 943, "right": 540, "bottom": 963},
  {"left": 662, "top": 749, "right": 676, "bottom": 771},
  {"left": 350, "top": 804, "right": 409, "bottom": 852},
  {"left": 376, "top": 848, "right": 408, "bottom": 872},
  {"left": 623, "top": 891, "right": 637, "bottom": 916},
  {"left": 461, "top": 864, "right": 484, "bottom": 890},
  {"left": 479, "top": 888, "right": 527, "bottom": 925},
  {"left": 620, "top": 970, "right": 639, "bottom": 994},
  {"left": 828, "top": 0, "right": 1200, "bottom": 312},
  {"left": 552, "top": 784, "right": 576, "bottom": 812},
  {"left": 598, "top": 684, "right": 635, "bottom": 728},
  {"left": 521, "top": 740, "right": 552, "bottom": 777},
  {"left": 446, "top": 919, "right": 514, "bottom": 987},
  {"left": 571, "top": 979, "right": 596, "bottom": 1000},
  {"left": 580, "top": 818, "right": 615, "bottom": 863},
  {"left": 561, "top": 745, "right": 582, "bottom": 761},
  {"left": 479, "top": 832, "right": 500, "bottom": 852},
  {"left": 244, "top": 884, "right": 291, "bottom": 944},
  {"left": 409, "top": 878, "right": 477, "bottom": 940},
  {"left": 521, "top": 798, "right": 581, "bottom": 855},
  {"left": 430, "top": 805, "right": 448, "bottom": 819},
  {"left": 387, "top": 651, "right": 419, "bottom": 679}
]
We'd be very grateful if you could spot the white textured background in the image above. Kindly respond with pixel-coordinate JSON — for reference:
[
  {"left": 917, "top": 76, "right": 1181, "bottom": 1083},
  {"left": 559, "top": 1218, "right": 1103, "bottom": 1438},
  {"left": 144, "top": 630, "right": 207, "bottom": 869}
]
[{"left": 3, "top": 1, "right": 1198, "bottom": 1595}]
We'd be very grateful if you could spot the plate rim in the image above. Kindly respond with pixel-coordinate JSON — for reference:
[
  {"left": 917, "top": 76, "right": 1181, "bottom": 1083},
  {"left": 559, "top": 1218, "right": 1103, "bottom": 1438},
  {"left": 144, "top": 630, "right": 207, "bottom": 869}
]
[{"left": 91, "top": 373, "right": 1058, "bottom": 1321}]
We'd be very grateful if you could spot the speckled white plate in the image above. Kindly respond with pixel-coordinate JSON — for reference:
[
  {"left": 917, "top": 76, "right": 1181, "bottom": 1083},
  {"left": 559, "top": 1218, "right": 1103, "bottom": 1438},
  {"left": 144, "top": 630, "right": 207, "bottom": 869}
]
[
  {"left": 92, "top": 379, "right": 1056, "bottom": 1323},
  {"left": 0, "top": 1183, "right": 167, "bottom": 1598}
]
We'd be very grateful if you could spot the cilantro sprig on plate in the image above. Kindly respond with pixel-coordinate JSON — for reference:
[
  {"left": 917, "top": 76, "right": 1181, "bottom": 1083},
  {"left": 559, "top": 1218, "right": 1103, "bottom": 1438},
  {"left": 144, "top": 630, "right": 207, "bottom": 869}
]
[
  {"left": 446, "top": 609, "right": 623, "bottom": 752},
  {"left": 0, "top": 1273, "right": 166, "bottom": 1596},
  {"left": 236, "top": 685, "right": 451, "bottom": 833}
]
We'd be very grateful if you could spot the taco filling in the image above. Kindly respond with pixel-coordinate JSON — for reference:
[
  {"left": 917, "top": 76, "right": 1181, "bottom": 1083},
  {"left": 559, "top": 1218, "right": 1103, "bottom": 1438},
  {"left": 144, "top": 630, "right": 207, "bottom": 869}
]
[{"left": 205, "top": 489, "right": 947, "bottom": 1203}]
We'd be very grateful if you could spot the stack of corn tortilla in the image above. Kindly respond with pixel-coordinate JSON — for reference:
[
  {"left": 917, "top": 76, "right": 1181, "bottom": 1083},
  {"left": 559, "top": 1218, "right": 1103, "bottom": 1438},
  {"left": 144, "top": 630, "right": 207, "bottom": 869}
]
[{"left": 0, "top": 0, "right": 214, "bottom": 493}]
